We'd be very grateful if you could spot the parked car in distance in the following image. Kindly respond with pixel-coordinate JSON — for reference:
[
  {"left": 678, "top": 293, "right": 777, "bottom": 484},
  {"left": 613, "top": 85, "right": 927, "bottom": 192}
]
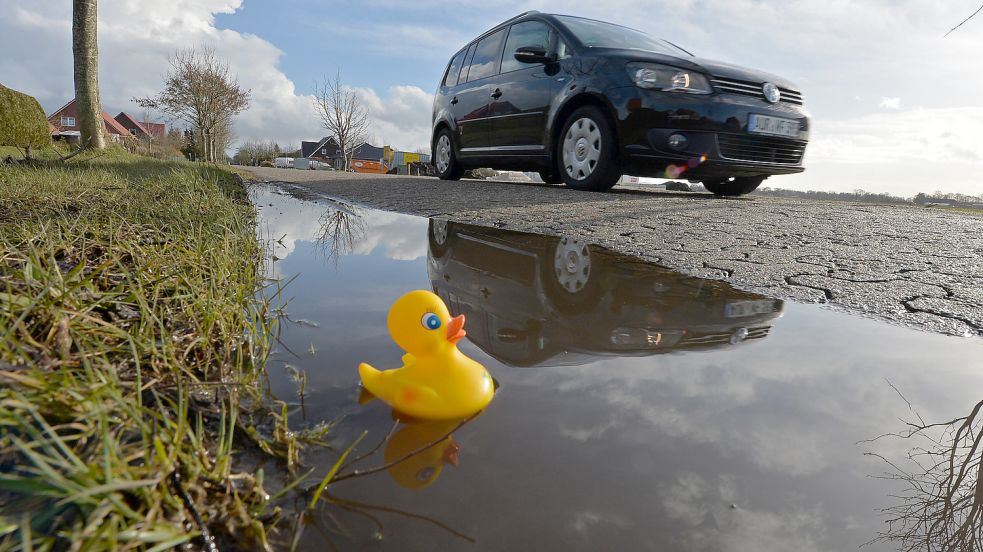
[
  {"left": 274, "top": 157, "right": 294, "bottom": 169},
  {"left": 431, "top": 11, "right": 810, "bottom": 195}
]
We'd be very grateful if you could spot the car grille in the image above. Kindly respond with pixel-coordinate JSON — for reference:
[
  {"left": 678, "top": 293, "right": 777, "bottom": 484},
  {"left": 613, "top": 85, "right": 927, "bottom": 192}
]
[
  {"left": 680, "top": 326, "right": 771, "bottom": 346},
  {"left": 710, "top": 76, "right": 804, "bottom": 106},
  {"left": 717, "top": 134, "right": 807, "bottom": 165}
]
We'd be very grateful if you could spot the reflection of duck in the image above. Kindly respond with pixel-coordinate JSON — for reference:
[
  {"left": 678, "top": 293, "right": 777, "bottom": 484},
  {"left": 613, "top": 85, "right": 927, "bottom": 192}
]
[
  {"left": 385, "top": 420, "right": 461, "bottom": 489},
  {"left": 358, "top": 290, "right": 495, "bottom": 420}
]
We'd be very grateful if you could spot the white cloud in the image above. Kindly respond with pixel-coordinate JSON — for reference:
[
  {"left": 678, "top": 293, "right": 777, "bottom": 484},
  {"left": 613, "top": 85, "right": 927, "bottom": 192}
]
[
  {"left": 878, "top": 97, "right": 901, "bottom": 109},
  {"left": 356, "top": 85, "right": 434, "bottom": 153}
]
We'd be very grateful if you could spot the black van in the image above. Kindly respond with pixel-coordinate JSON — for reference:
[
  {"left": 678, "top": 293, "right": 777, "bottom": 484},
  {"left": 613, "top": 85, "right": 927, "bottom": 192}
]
[{"left": 431, "top": 12, "right": 810, "bottom": 195}]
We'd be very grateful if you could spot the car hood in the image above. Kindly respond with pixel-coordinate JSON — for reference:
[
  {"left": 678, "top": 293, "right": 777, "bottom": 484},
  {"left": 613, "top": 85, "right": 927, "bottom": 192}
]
[{"left": 595, "top": 48, "right": 801, "bottom": 91}]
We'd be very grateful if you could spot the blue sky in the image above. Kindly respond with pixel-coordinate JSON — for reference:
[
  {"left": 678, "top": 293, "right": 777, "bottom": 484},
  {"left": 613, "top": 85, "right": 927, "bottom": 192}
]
[{"left": 1, "top": 0, "right": 982, "bottom": 196}]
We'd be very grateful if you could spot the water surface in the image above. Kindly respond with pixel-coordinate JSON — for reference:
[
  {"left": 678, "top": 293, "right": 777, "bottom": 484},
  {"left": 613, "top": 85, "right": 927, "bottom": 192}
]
[{"left": 252, "top": 184, "right": 983, "bottom": 552}]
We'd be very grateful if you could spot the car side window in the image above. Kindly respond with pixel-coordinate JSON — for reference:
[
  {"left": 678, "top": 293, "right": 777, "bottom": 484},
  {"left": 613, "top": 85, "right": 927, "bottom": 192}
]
[
  {"left": 443, "top": 49, "right": 467, "bottom": 88},
  {"left": 501, "top": 21, "right": 551, "bottom": 74},
  {"left": 464, "top": 28, "right": 506, "bottom": 83}
]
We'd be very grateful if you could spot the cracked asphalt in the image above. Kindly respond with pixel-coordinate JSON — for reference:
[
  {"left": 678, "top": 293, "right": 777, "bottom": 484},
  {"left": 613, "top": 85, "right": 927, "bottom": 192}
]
[{"left": 243, "top": 166, "right": 983, "bottom": 337}]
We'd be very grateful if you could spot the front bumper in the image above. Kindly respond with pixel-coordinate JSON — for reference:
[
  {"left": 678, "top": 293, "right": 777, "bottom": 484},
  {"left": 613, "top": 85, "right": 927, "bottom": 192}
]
[{"left": 607, "top": 86, "right": 811, "bottom": 179}]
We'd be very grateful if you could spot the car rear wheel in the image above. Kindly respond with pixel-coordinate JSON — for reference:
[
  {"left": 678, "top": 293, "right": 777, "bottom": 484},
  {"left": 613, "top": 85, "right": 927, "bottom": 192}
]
[
  {"left": 703, "top": 176, "right": 765, "bottom": 197},
  {"left": 434, "top": 130, "right": 463, "bottom": 181},
  {"left": 558, "top": 106, "right": 620, "bottom": 192}
]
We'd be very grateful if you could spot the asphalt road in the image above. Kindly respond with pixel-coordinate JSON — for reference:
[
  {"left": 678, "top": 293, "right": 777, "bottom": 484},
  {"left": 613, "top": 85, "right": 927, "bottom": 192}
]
[{"left": 243, "top": 166, "right": 983, "bottom": 337}]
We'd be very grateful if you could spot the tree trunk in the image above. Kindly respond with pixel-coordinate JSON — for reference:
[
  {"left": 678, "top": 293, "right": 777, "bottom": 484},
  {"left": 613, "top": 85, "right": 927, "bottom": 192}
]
[{"left": 72, "top": 0, "right": 105, "bottom": 150}]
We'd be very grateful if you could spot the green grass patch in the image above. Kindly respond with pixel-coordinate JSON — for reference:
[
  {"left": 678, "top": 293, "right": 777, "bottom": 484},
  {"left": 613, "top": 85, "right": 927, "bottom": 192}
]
[{"left": 0, "top": 151, "right": 313, "bottom": 550}]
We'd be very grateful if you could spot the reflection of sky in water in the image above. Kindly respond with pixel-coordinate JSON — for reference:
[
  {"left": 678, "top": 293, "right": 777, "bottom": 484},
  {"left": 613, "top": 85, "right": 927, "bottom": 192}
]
[{"left": 251, "top": 185, "right": 983, "bottom": 552}]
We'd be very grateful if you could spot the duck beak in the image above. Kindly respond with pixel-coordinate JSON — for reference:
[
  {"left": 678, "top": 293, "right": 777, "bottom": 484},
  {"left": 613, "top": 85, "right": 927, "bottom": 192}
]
[
  {"left": 442, "top": 441, "right": 460, "bottom": 467},
  {"left": 446, "top": 314, "right": 466, "bottom": 344}
]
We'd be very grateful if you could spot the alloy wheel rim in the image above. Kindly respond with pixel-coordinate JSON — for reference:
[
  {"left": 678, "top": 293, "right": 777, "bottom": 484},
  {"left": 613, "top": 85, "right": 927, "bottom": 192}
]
[
  {"left": 562, "top": 118, "right": 602, "bottom": 181},
  {"left": 436, "top": 135, "right": 451, "bottom": 173},
  {"left": 553, "top": 237, "right": 592, "bottom": 293}
]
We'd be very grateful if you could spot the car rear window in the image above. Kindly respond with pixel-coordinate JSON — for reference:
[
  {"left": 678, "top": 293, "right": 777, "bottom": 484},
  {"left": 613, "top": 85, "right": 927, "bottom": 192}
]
[
  {"left": 443, "top": 49, "right": 467, "bottom": 87},
  {"left": 464, "top": 28, "right": 506, "bottom": 83}
]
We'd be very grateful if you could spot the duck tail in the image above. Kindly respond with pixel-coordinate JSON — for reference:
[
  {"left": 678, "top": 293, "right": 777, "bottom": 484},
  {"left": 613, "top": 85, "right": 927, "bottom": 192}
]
[{"left": 358, "top": 362, "right": 383, "bottom": 396}]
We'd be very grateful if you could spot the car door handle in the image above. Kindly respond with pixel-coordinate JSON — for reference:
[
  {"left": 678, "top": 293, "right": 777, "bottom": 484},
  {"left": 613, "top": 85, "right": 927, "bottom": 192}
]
[
  {"left": 450, "top": 96, "right": 458, "bottom": 105},
  {"left": 490, "top": 88, "right": 503, "bottom": 99}
]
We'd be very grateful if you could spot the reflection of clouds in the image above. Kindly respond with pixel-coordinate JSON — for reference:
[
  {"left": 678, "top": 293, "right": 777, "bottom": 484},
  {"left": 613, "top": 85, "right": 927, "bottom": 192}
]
[
  {"left": 252, "top": 187, "right": 428, "bottom": 265},
  {"left": 559, "top": 419, "right": 618, "bottom": 443},
  {"left": 538, "top": 309, "right": 983, "bottom": 480},
  {"left": 568, "top": 510, "right": 629, "bottom": 536},
  {"left": 661, "top": 472, "right": 829, "bottom": 552},
  {"left": 350, "top": 211, "right": 428, "bottom": 261}
]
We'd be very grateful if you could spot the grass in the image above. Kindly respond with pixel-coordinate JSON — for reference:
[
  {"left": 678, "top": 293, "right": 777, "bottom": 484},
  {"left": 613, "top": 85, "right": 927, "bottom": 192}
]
[{"left": 0, "top": 147, "right": 316, "bottom": 550}]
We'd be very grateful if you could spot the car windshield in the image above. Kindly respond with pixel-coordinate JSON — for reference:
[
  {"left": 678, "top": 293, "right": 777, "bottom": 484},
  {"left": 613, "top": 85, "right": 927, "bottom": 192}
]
[{"left": 555, "top": 15, "right": 691, "bottom": 56}]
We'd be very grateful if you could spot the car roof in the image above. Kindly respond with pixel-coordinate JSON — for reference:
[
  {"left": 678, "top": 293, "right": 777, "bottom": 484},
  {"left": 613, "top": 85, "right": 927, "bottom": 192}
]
[{"left": 450, "top": 11, "right": 568, "bottom": 57}]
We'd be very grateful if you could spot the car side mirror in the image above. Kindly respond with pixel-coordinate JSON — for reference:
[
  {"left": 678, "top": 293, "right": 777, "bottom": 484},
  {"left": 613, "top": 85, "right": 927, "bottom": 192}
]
[{"left": 514, "top": 45, "right": 554, "bottom": 64}]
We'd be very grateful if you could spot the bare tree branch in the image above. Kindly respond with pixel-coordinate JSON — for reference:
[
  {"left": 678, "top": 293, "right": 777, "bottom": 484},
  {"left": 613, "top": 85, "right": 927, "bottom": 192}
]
[
  {"left": 870, "top": 395, "right": 983, "bottom": 551},
  {"left": 945, "top": 3, "right": 983, "bottom": 36},
  {"left": 312, "top": 72, "right": 371, "bottom": 171}
]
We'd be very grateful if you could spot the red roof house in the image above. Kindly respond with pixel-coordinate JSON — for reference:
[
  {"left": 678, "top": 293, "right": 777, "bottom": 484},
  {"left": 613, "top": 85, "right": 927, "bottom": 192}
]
[
  {"left": 114, "top": 112, "right": 166, "bottom": 139},
  {"left": 47, "top": 99, "right": 133, "bottom": 143}
]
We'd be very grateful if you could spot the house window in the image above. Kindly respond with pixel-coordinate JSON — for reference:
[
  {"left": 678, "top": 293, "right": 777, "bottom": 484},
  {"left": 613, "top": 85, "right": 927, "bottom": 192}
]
[
  {"left": 129, "top": 129, "right": 137, "bottom": 135},
  {"left": 61, "top": 116, "right": 76, "bottom": 127},
  {"left": 321, "top": 148, "right": 326, "bottom": 155}
]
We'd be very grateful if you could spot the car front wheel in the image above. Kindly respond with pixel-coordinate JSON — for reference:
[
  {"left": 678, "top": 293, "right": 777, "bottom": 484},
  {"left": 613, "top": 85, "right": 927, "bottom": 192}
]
[
  {"left": 703, "top": 176, "right": 765, "bottom": 197},
  {"left": 558, "top": 106, "right": 620, "bottom": 192},
  {"left": 433, "top": 130, "right": 463, "bottom": 181}
]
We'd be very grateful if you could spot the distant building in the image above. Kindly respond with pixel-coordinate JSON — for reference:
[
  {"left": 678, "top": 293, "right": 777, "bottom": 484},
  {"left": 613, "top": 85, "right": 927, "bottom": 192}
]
[
  {"left": 114, "top": 112, "right": 166, "bottom": 139},
  {"left": 300, "top": 136, "right": 387, "bottom": 172},
  {"left": 47, "top": 99, "right": 131, "bottom": 143}
]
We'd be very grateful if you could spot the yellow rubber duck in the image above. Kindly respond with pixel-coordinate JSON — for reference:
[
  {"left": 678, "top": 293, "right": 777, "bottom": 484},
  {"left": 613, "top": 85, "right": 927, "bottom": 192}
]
[{"left": 358, "top": 290, "right": 495, "bottom": 420}]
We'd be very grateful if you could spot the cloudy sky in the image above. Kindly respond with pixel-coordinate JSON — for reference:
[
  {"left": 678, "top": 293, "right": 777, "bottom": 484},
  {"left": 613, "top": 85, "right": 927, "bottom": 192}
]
[{"left": 1, "top": 0, "right": 981, "bottom": 196}]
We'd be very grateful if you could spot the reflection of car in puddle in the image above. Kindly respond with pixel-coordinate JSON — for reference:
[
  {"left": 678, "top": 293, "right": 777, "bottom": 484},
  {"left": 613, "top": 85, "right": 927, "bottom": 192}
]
[{"left": 428, "top": 220, "right": 783, "bottom": 367}]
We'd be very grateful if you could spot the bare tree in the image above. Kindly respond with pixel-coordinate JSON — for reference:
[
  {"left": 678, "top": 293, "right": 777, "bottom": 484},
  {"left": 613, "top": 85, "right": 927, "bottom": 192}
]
[
  {"left": 312, "top": 72, "right": 370, "bottom": 171},
  {"left": 137, "top": 46, "right": 249, "bottom": 163},
  {"left": 73, "top": 0, "right": 105, "bottom": 149}
]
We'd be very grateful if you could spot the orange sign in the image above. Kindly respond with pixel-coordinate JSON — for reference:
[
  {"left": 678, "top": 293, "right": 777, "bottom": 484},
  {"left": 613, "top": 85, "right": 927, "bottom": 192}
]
[{"left": 351, "top": 160, "right": 385, "bottom": 174}]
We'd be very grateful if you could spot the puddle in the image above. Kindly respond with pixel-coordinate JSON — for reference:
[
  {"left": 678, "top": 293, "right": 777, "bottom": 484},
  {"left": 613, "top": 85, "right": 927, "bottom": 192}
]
[{"left": 252, "top": 184, "right": 983, "bottom": 551}]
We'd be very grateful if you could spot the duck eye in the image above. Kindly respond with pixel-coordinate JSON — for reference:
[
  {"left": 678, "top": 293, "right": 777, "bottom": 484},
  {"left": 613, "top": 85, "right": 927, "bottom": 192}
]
[
  {"left": 417, "top": 467, "right": 436, "bottom": 481},
  {"left": 421, "top": 313, "right": 442, "bottom": 330}
]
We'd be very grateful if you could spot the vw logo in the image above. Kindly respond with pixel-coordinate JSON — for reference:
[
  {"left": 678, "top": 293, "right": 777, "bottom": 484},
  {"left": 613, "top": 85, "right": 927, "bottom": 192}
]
[{"left": 762, "top": 82, "right": 781, "bottom": 103}]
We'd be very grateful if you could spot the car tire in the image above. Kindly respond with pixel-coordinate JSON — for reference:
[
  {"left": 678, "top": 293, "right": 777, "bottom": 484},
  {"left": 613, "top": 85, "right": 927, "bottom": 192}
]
[
  {"left": 558, "top": 106, "right": 620, "bottom": 192},
  {"left": 428, "top": 219, "right": 454, "bottom": 258},
  {"left": 703, "top": 176, "right": 765, "bottom": 197},
  {"left": 539, "top": 170, "right": 563, "bottom": 184},
  {"left": 433, "top": 129, "right": 463, "bottom": 181},
  {"left": 541, "top": 236, "right": 603, "bottom": 314}
]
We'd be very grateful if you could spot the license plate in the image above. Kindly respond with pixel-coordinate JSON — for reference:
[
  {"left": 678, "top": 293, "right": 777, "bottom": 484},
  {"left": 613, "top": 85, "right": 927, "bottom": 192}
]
[
  {"left": 748, "top": 114, "right": 800, "bottom": 138},
  {"left": 725, "top": 300, "right": 777, "bottom": 318}
]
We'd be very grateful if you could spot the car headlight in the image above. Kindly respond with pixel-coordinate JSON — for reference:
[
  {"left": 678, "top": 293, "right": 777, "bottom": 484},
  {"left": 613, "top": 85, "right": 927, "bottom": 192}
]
[{"left": 627, "top": 62, "right": 712, "bottom": 94}]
